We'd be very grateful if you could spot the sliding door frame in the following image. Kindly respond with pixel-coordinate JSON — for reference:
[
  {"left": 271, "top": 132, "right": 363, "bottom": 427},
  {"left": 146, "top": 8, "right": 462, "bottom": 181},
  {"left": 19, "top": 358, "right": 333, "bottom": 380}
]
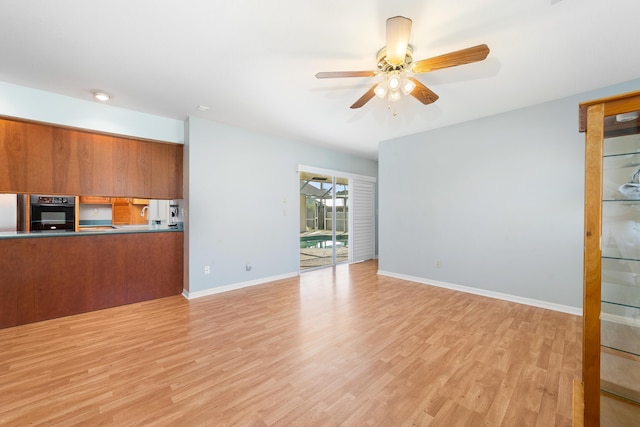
[{"left": 298, "top": 165, "right": 376, "bottom": 271}]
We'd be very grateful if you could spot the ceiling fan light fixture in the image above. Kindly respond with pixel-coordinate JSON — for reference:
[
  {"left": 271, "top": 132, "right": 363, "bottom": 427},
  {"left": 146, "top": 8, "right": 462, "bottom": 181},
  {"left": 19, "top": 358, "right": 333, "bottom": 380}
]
[
  {"left": 374, "top": 82, "right": 388, "bottom": 99},
  {"left": 388, "top": 90, "right": 402, "bottom": 102},
  {"left": 388, "top": 74, "right": 401, "bottom": 90},
  {"left": 401, "top": 77, "right": 416, "bottom": 95}
]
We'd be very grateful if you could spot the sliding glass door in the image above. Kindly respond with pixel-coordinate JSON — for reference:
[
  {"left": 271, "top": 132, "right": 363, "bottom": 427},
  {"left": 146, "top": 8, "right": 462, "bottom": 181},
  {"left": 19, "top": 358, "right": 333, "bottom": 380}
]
[{"left": 299, "top": 171, "right": 349, "bottom": 270}]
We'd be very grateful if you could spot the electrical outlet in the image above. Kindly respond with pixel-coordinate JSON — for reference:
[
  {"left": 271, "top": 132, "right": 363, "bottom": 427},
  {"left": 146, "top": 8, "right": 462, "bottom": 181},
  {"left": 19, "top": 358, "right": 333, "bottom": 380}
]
[{"left": 204, "top": 265, "right": 210, "bottom": 275}]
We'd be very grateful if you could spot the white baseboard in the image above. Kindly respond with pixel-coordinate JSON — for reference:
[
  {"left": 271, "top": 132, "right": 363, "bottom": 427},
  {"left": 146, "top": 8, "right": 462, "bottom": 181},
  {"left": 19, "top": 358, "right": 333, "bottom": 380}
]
[
  {"left": 182, "top": 272, "right": 299, "bottom": 300},
  {"left": 377, "top": 270, "right": 582, "bottom": 316},
  {"left": 602, "top": 312, "right": 640, "bottom": 328}
]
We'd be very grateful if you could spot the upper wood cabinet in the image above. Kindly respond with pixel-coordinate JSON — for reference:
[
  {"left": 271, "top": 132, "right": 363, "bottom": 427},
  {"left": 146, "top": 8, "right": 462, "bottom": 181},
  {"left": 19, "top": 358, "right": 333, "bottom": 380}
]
[
  {"left": 0, "top": 119, "right": 47, "bottom": 192},
  {"left": 151, "top": 141, "right": 183, "bottom": 199},
  {"left": 0, "top": 117, "right": 183, "bottom": 199},
  {"left": 79, "top": 196, "right": 111, "bottom": 204}
]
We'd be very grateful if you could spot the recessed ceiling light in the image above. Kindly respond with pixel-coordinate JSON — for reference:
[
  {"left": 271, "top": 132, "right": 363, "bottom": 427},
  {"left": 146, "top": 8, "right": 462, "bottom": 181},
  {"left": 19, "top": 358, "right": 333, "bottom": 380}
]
[
  {"left": 196, "top": 105, "right": 210, "bottom": 112},
  {"left": 92, "top": 91, "right": 111, "bottom": 102}
]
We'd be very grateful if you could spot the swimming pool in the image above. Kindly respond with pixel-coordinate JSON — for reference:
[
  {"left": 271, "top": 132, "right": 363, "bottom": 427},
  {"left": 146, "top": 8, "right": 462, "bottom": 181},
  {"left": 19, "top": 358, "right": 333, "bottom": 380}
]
[{"left": 300, "top": 234, "right": 348, "bottom": 249}]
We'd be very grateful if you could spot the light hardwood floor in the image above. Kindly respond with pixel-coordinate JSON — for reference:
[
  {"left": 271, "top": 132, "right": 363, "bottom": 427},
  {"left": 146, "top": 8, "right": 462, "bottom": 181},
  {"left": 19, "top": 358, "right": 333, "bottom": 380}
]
[{"left": 0, "top": 260, "right": 581, "bottom": 426}]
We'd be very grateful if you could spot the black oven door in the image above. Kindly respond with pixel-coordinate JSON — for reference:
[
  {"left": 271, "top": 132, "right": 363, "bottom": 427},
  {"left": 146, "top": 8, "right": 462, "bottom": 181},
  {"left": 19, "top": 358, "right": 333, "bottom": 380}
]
[{"left": 30, "top": 205, "right": 75, "bottom": 231}]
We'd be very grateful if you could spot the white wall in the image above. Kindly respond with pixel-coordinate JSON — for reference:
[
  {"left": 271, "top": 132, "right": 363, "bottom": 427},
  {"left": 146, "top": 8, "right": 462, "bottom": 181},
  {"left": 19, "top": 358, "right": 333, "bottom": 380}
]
[
  {"left": 78, "top": 204, "right": 112, "bottom": 222},
  {"left": 0, "top": 81, "right": 184, "bottom": 143},
  {"left": 378, "top": 78, "right": 640, "bottom": 311},
  {"left": 185, "top": 116, "right": 377, "bottom": 293}
]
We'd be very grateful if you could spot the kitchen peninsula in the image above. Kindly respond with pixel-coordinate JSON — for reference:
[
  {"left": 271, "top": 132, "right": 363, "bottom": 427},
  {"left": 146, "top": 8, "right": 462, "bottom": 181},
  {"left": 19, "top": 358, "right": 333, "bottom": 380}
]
[
  {"left": 0, "top": 116, "right": 184, "bottom": 329},
  {"left": 0, "top": 228, "right": 183, "bottom": 329}
]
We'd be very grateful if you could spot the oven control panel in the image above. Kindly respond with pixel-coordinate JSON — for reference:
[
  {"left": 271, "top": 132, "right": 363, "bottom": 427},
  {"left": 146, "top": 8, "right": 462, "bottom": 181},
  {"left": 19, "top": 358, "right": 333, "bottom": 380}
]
[
  {"left": 38, "top": 196, "right": 64, "bottom": 204},
  {"left": 31, "top": 195, "right": 75, "bottom": 206}
]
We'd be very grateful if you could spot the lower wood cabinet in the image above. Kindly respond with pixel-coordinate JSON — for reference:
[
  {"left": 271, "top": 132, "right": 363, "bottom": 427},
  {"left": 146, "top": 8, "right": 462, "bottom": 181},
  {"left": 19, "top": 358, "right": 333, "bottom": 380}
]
[{"left": 0, "top": 232, "right": 183, "bottom": 329}]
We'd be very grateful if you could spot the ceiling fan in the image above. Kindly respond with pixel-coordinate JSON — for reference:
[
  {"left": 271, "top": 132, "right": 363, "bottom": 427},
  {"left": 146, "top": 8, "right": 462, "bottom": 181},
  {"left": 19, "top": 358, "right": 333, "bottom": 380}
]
[{"left": 315, "top": 16, "right": 490, "bottom": 109}]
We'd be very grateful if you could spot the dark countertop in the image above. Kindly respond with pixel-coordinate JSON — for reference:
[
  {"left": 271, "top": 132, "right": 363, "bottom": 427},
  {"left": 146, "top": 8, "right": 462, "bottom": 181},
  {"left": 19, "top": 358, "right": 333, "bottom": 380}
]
[{"left": 0, "top": 224, "right": 183, "bottom": 239}]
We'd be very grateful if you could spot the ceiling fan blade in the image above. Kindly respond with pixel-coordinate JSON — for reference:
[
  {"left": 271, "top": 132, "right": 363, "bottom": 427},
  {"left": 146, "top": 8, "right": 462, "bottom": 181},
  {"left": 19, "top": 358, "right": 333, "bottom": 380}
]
[
  {"left": 350, "top": 85, "right": 378, "bottom": 109},
  {"left": 315, "top": 71, "right": 377, "bottom": 79},
  {"left": 408, "top": 78, "right": 439, "bottom": 105},
  {"left": 386, "top": 16, "right": 412, "bottom": 65},
  {"left": 411, "top": 44, "right": 490, "bottom": 74}
]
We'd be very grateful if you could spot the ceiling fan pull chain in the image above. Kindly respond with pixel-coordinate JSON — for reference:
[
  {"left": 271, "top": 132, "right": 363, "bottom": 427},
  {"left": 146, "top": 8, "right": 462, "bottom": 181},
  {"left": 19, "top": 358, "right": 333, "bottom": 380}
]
[{"left": 387, "top": 101, "right": 398, "bottom": 117}]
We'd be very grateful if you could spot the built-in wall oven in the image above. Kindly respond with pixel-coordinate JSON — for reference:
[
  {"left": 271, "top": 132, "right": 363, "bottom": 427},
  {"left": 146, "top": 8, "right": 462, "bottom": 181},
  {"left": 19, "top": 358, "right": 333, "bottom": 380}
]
[{"left": 30, "top": 195, "right": 76, "bottom": 231}]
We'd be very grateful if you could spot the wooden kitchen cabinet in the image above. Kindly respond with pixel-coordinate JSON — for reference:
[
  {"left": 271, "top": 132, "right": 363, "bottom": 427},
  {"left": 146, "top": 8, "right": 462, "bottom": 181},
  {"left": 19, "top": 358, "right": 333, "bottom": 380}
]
[
  {"left": 79, "top": 196, "right": 111, "bottom": 204},
  {"left": 0, "top": 119, "right": 23, "bottom": 192},
  {"left": 51, "top": 127, "right": 82, "bottom": 195},
  {"left": 112, "top": 198, "right": 149, "bottom": 225},
  {"left": 0, "top": 120, "right": 57, "bottom": 194},
  {"left": 111, "top": 198, "right": 130, "bottom": 225},
  {"left": 151, "top": 142, "right": 183, "bottom": 199},
  {"left": 88, "top": 132, "right": 116, "bottom": 196},
  {"left": 0, "top": 231, "right": 183, "bottom": 328},
  {"left": 0, "top": 238, "right": 36, "bottom": 328},
  {"left": 26, "top": 123, "right": 55, "bottom": 194},
  {"left": 0, "top": 117, "right": 183, "bottom": 199}
]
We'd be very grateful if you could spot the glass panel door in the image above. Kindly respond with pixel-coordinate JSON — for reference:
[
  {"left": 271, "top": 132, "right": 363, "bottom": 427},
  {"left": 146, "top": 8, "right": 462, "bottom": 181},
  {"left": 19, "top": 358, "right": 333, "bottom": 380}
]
[
  {"left": 299, "top": 171, "right": 349, "bottom": 270},
  {"left": 601, "top": 109, "right": 640, "bottom": 408}
]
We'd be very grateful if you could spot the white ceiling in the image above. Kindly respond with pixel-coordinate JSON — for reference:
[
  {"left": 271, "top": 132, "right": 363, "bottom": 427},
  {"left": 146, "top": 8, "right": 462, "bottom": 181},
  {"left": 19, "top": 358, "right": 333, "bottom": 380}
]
[{"left": 1, "top": 0, "right": 638, "bottom": 159}]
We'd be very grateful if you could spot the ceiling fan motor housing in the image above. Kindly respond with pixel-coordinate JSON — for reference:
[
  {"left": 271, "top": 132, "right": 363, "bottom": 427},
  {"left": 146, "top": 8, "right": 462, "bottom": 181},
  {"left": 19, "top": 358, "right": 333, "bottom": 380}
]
[{"left": 376, "top": 45, "right": 413, "bottom": 73}]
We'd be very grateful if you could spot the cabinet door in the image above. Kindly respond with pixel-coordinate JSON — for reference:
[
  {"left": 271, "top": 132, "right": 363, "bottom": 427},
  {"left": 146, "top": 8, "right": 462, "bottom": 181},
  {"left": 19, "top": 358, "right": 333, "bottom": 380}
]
[
  {"left": 89, "top": 133, "right": 114, "bottom": 196},
  {"left": 74, "top": 129, "right": 96, "bottom": 195},
  {"left": 112, "top": 138, "right": 133, "bottom": 196},
  {"left": 0, "top": 119, "right": 28, "bottom": 192},
  {"left": 169, "top": 143, "right": 183, "bottom": 198},
  {"left": 151, "top": 142, "right": 171, "bottom": 198},
  {"left": 26, "top": 122, "right": 55, "bottom": 194},
  {"left": 126, "top": 232, "right": 183, "bottom": 302},
  {"left": 134, "top": 140, "right": 152, "bottom": 197},
  {"left": 111, "top": 138, "right": 153, "bottom": 198},
  {"left": 151, "top": 142, "right": 183, "bottom": 199},
  {"left": 51, "top": 127, "right": 81, "bottom": 194},
  {"left": 111, "top": 198, "right": 130, "bottom": 224}
]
